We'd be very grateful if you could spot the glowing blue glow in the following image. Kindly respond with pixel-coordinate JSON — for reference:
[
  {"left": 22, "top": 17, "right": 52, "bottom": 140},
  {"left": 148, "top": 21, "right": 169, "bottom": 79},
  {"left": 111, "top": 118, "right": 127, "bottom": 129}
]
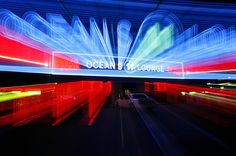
[
  {"left": 0, "top": 8, "right": 236, "bottom": 80},
  {"left": 117, "top": 20, "right": 133, "bottom": 70}
]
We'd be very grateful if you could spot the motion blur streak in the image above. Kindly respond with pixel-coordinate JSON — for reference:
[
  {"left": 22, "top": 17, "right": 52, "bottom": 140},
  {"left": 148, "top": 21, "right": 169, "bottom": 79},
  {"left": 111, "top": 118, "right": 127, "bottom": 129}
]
[
  {"left": 0, "top": 91, "right": 41, "bottom": 102},
  {"left": 1, "top": 9, "right": 236, "bottom": 79},
  {"left": 88, "top": 81, "right": 111, "bottom": 125},
  {"left": 0, "top": 81, "right": 111, "bottom": 126},
  {"left": 0, "top": 32, "right": 80, "bottom": 71},
  {"left": 145, "top": 82, "right": 236, "bottom": 126}
]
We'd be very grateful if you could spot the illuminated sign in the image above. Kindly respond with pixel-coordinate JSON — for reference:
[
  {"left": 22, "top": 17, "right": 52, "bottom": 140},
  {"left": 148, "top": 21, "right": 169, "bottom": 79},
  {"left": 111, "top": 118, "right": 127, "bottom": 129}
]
[
  {"left": 52, "top": 52, "right": 183, "bottom": 78},
  {"left": 0, "top": 9, "right": 236, "bottom": 79}
]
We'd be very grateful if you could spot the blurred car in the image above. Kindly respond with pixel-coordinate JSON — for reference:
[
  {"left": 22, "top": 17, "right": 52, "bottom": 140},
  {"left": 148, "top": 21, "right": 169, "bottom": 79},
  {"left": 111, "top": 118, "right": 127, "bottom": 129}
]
[{"left": 128, "top": 93, "right": 155, "bottom": 108}]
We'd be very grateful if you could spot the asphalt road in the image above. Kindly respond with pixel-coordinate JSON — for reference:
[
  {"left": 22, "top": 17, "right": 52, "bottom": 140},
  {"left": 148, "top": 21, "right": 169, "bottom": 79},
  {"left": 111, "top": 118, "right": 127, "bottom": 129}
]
[
  {"left": 133, "top": 99, "right": 236, "bottom": 156},
  {"left": 0, "top": 102, "right": 160, "bottom": 156},
  {"left": 0, "top": 99, "right": 235, "bottom": 156}
]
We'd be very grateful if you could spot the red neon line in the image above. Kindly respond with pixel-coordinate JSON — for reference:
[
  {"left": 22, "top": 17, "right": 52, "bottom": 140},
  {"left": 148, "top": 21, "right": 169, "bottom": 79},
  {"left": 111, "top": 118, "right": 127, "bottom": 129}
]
[{"left": 0, "top": 55, "right": 48, "bottom": 66}]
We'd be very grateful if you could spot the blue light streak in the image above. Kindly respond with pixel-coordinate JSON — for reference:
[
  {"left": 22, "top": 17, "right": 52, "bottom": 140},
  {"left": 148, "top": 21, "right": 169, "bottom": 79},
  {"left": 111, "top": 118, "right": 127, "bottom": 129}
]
[{"left": 0, "top": 8, "right": 236, "bottom": 80}]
